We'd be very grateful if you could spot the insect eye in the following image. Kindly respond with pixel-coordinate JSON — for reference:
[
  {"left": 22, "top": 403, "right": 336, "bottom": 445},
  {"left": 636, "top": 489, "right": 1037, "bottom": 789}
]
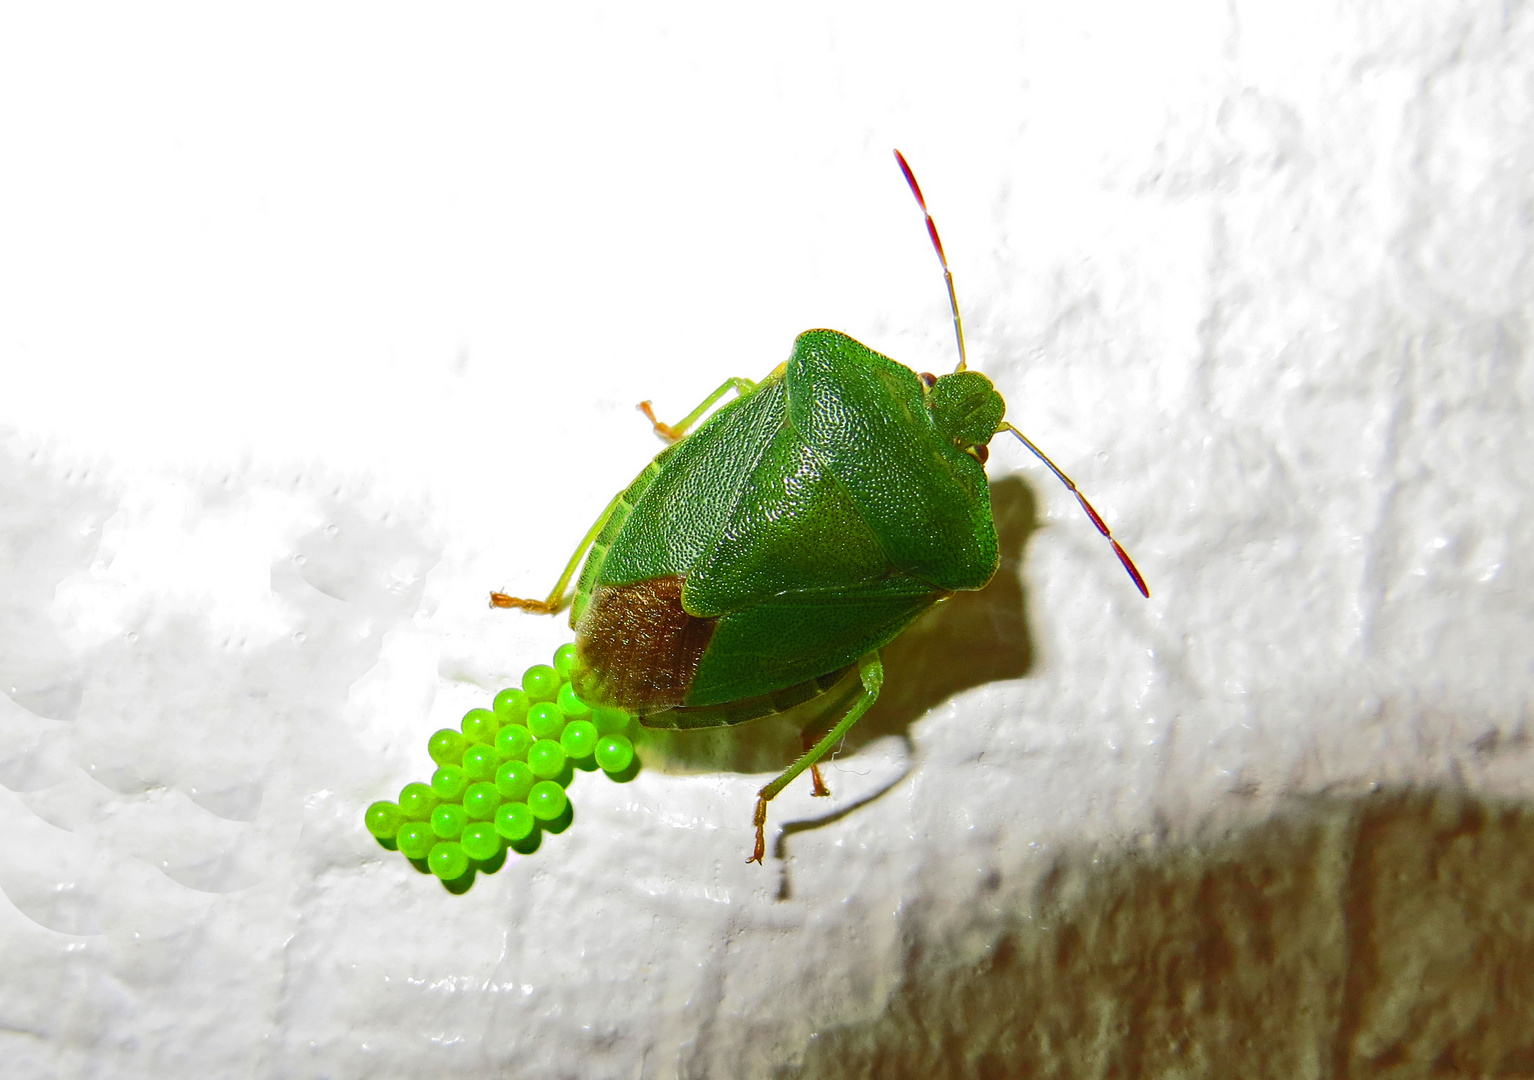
[
  {"left": 919, "top": 372, "right": 937, "bottom": 388},
  {"left": 973, "top": 444, "right": 989, "bottom": 464}
]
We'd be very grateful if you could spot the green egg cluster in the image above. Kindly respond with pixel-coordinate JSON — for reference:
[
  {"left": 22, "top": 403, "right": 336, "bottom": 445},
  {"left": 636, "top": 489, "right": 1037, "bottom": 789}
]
[{"left": 364, "top": 642, "right": 638, "bottom": 886}]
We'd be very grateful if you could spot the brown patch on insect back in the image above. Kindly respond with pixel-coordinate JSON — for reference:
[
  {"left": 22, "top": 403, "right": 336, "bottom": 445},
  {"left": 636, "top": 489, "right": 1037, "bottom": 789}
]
[{"left": 574, "top": 576, "right": 717, "bottom": 714}]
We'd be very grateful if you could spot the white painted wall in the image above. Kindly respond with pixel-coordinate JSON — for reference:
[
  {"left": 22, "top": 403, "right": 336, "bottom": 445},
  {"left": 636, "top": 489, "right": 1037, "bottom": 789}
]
[{"left": 1, "top": 2, "right": 1530, "bottom": 1076}]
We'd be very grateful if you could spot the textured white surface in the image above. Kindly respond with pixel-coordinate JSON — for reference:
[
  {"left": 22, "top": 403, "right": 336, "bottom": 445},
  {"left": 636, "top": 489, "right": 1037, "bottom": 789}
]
[{"left": 1, "top": 3, "right": 1531, "bottom": 1077}]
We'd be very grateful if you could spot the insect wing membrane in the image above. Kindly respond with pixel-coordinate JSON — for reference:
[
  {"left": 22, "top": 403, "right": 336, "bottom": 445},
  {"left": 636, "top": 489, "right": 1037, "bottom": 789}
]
[{"left": 684, "top": 577, "right": 937, "bottom": 706}]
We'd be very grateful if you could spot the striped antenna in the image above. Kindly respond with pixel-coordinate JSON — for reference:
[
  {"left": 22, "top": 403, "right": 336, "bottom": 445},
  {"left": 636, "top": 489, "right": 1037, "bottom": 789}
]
[
  {"left": 894, "top": 149, "right": 967, "bottom": 372},
  {"left": 894, "top": 149, "right": 1148, "bottom": 598},
  {"left": 1000, "top": 423, "right": 1150, "bottom": 598}
]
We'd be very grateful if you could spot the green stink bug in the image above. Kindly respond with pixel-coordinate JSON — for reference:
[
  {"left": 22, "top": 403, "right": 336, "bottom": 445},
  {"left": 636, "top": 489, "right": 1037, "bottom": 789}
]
[{"left": 493, "top": 150, "right": 1147, "bottom": 863}]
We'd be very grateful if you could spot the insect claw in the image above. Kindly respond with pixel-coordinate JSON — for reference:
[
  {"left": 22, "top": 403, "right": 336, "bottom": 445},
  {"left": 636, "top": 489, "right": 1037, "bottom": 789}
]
[
  {"left": 749, "top": 795, "right": 768, "bottom": 864},
  {"left": 809, "top": 763, "right": 830, "bottom": 798},
  {"left": 799, "top": 731, "right": 833, "bottom": 797},
  {"left": 638, "top": 401, "right": 683, "bottom": 444},
  {"left": 490, "top": 592, "right": 559, "bottom": 614}
]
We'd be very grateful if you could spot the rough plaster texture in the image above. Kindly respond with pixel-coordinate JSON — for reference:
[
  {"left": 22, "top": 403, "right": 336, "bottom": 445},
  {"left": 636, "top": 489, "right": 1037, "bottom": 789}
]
[{"left": 1, "top": 3, "right": 1531, "bottom": 1078}]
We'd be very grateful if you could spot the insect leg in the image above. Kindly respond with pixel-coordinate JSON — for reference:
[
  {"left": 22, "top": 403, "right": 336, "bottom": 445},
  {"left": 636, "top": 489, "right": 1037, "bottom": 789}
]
[
  {"left": 639, "top": 377, "right": 757, "bottom": 444},
  {"left": 998, "top": 422, "right": 1150, "bottom": 598},
  {"left": 489, "top": 488, "right": 627, "bottom": 614},
  {"left": 749, "top": 652, "right": 884, "bottom": 864},
  {"left": 801, "top": 728, "right": 831, "bottom": 798}
]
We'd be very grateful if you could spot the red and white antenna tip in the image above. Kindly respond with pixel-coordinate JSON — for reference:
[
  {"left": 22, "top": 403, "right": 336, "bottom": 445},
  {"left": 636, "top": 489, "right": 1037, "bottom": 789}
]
[{"left": 892, "top": 149, "right": 967, "bottom": 372}]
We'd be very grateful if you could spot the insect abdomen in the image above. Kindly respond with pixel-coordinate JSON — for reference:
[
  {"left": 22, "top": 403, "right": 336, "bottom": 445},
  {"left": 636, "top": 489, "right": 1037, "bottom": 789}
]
[{"left": 573, "top": 575, "right": 718, "bottom": 714}]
